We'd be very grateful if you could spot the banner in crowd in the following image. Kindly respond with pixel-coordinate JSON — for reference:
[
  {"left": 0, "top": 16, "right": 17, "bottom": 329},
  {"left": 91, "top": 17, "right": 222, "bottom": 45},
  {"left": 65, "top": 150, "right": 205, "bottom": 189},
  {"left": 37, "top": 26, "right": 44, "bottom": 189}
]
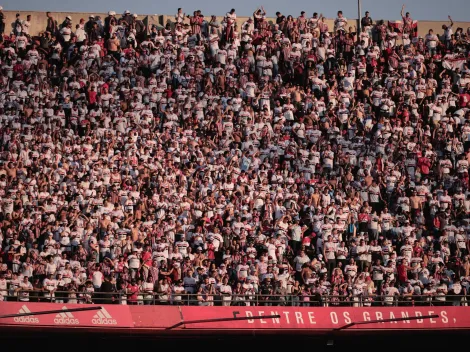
[
  {"left": 2, "top": 303, "right": 470, "bottom": 331},
  {"left": 442, "top": 55, "right": 467, "bottom": 71},
  {"left": 388, "top": 20, "right": 419, "bottom": 37}
]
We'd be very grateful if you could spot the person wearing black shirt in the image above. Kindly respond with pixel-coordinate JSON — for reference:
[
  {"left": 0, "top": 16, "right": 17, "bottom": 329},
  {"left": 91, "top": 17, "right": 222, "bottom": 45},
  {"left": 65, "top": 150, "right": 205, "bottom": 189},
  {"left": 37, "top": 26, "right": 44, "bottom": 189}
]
[
  {"left": 0, "top": 7, "right": 5, "bottom": 35},
  {"left": 46, "top": 12, "right": 58, "bottom": 35},
  {"left": 68, "top": 45, "right": 80, "bottom": 66},
  {"left": 14, "top": 13, "right": 23, "bottom": 36},
  {"left": 99, "top": 276, "right": 116, "bottom": 304},
  {"left": 275, "top": 12, "right": 286, "bottom": 30},
  {"left": 134, "top": 15, "right": 147, "bottom": 41},
  {"left": 361, "top": 11, "right": 373, "bottom": 30},
  {"left": 122, "top": 11, "right": 133, "bottom": 27},
  {"left": 295, "top": 103, "right": 307, "bottom": 120},
  {"left": 38, "top": 32, "right": 52, "bottom": 55},
  {"left": 88, "top": 23, "right": 101, "bottom": 43},
  {"left": 104, "top": 12, "right": 116, "bottom": 39},
  {"left": 30, "top": 277, "right": 42, "bottom": 302},
  {"left": 260, "top": 277, "right": 274, "bottom": 306},
  {"left": 85, "top": 15, "right": 96, "bottom": 35}
]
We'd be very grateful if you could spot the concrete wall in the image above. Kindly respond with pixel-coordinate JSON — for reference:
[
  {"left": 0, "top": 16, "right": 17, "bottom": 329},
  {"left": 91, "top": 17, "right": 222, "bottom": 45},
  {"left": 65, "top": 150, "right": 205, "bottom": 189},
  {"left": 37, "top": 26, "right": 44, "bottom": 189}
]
[
  {"left": 3, "top": 10, "right": 469, "bottom": 37},
  {"left": 1, "top": 11, "right": 161, "bottom": 35}
]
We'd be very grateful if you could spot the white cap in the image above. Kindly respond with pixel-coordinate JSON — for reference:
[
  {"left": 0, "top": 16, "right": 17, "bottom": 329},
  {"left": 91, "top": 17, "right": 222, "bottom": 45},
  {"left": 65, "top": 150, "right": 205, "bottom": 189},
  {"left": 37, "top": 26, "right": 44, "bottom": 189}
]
[
  {"left": 125, "top": 10, "right": 130, "bottom": 14},
  {"left": 66, "top": 16, "right": 72, "bottom": 20},
  {"left": 0, "top": 6, "right": 3, "bottom": 10},
  {"left": 133, "top": 14, "right": 138, "bottom": 18}
]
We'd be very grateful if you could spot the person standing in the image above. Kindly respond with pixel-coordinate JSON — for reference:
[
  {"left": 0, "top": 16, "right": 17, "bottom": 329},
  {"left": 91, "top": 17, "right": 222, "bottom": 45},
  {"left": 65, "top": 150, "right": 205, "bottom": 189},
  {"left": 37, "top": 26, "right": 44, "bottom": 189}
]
[
  {"left": 22, "top": 15, "right": 31, "bottom": 36},
  {"left": 0, "top": 6, "right": 5, "bottom": 36},
  {"left": 400, "top": 4, "right": 415, "bottom": 37},
  {"left": 175, "top": 8, "right": 185, "bottom": 25},
  {"left": 361, "top": 11, "right": 373, "bottom": 31},
  {"left": 323, "top": 235, "right": 337, "bottom": 276},
  {"left": 46, "top": 11, "right": 58, "bottom": 35},
  {"left": 14, "top": 13, "right": 23, "bottom": 36}
]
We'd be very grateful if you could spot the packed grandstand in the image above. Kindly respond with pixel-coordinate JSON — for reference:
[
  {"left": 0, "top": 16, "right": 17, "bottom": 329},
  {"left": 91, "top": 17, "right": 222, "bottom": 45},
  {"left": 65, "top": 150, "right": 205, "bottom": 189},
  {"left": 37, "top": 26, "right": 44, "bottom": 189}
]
[{"left": 0, "top": 4, "right": 469, "bottom": 308}]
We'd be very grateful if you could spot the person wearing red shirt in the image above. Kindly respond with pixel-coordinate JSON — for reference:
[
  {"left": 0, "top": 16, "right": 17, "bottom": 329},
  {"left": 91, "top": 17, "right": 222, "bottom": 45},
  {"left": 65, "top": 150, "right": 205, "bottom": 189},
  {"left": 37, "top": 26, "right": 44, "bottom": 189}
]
[
  {"left": 417, "top": 152, "right": 431, "bottom": 176},
  {"left": 206, "top": 240, "right": 216, "bottom": 260},
  {"left": 88, "top": 86, "right": 97, "bottom": 106},
  {"left": 165, "top": 86, "right": 173, "bottom": 98},
  {"left": 397, "top": 259, "right": 410, "bottom": 286},
  {"left": 459, "top": 90, "right": 470, "bottom": 108},
  {"left": 100, "top": 81, "right": 109, "bottom": 95},
  {"left": 126, "top": 279, "right": 139, "bottom": 305},
  {"left": 375, "top": 154, "right": 384, "bottom": 174},
  {"left": 141, "top": 246, "right": 153, "bottom": 281},
  {"left": 358, "top": 209, "right": 370, "bottom": 234},
  {"left": 412, "top": 240, "right": 423, "bottom": 258}
]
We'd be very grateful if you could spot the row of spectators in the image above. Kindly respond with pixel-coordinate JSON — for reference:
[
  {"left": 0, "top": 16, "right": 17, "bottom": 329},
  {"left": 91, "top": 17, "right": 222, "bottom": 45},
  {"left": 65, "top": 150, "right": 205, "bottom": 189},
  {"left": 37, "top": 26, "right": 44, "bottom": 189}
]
[{"left": 0, "top": 5, "right": 469, "bottom": 306}]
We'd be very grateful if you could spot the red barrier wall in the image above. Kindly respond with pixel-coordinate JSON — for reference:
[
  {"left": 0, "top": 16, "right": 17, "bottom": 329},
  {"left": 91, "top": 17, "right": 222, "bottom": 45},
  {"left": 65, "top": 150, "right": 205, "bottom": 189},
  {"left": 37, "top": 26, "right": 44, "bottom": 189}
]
[
  {"left": 130, "top": 305, "right": 181, "bottom": 329},
  {"left": 0, "top": 302, "right": 133, "bottom": 327},
  {"left": 180, "top": 306, "right": 464, "bottom": 330},
  {"left": 1, "top": 303, "right": 470, "bottom": 332}
]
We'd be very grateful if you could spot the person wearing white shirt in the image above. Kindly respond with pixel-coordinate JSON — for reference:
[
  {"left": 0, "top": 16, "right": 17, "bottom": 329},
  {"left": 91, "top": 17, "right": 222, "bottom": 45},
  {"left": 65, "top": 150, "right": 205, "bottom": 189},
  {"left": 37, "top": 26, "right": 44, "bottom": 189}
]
[
  {"left": 18, "top": 276, "right": 33, "bottom": 302},
  {"left": 323, "top": 236, "right": 337, "bottom": 275},
  {"left": 127, "top": 250, "right": 141, "bottom": 279},
  {"left": 425, "top": 29, "right": 439, "bottom": 56},
  {"left": 75, "top": 24, "right": 87, "bottom": 43},
  {"left": 334, "top": 11, "right": 348, "bottom": 33},
  {"left": 22, "top": 15, "right": 31, "bottom": 35},
  {"left": 218, "top": 276, "right": 232, "bottom": 306},
  {"left": 175, "top": 8, "right": 185, "bottom": 24},
  {"left": 61, "top": 24, "right": 72, "bottom": 43},
  {"left": 356, "top": 239, "right": 369, "bottom": 272},
  {"left": 383, "top": 282, "right": 399, "bottom": 305},
  {"left": 442, "top": 16, "right": 454, "bottom": 48},
  {"left": 293, "top": 251, "right": 310, "bottom": 273}
]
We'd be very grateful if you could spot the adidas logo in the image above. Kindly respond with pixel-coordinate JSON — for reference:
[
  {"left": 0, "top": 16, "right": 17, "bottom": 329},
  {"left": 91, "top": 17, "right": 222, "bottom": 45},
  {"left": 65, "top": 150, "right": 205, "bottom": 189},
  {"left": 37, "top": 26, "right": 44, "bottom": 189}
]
[
  {"left": 92, "top": 308, "right": 117, "bottom": 325},
  {"left": 54, "top": 306, "right": 80, "bottom": 325},
  {"left": 13, "top": 305, "right": 39, "bottom": 324}
]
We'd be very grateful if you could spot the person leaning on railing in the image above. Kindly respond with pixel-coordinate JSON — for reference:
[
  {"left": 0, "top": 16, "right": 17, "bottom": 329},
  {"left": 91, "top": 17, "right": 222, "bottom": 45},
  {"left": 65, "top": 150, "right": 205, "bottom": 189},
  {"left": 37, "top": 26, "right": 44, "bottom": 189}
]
[
  {"left": 289, "top": 280, "right": 302, "bottom": 306},
  {"left": 97, "top": 275, "right": 117, "bottom": 304},
  {"left": 219, "top": 276, "right": 232, "bottom": 306},
  {"left": 197, "top": 284, "right": 216, "bottom": 306},
  {"left": 232, "top": 282, "right": 245, "bottom": 306},
  {"left": 157, "top": 277, "right": 171, "bottom": 305},
  {"left": 383, "top": 281, "right": 400, "bottom": 306},
  {"left": 82, "top": 280, "right": 95, "bottom": 304},
  {"left": 29, "top": 278, "right": 42, "bottom": 303},
  {"left": 259, "top": 277, "right": 274, "bottom": 306},
  {"left": 67, "top": 283, "right": 79, "bottom": 304},
  {"left": 172, "top": 280, "right": 185, "bottom": 305}
]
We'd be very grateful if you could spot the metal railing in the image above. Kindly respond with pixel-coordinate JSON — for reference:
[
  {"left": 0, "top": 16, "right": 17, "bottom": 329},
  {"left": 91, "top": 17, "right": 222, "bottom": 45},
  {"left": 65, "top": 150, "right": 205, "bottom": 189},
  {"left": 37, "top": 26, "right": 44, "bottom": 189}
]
[{"left": 4, "top": 290, "right": 469, "bottom": 307}]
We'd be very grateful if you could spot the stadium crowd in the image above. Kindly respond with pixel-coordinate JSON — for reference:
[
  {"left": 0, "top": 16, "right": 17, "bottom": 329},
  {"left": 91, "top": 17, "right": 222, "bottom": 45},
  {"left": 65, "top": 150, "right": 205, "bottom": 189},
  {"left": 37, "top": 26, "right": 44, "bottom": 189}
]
[{"left": 0, "top": 5, "right": 469, "bottom": 307}]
